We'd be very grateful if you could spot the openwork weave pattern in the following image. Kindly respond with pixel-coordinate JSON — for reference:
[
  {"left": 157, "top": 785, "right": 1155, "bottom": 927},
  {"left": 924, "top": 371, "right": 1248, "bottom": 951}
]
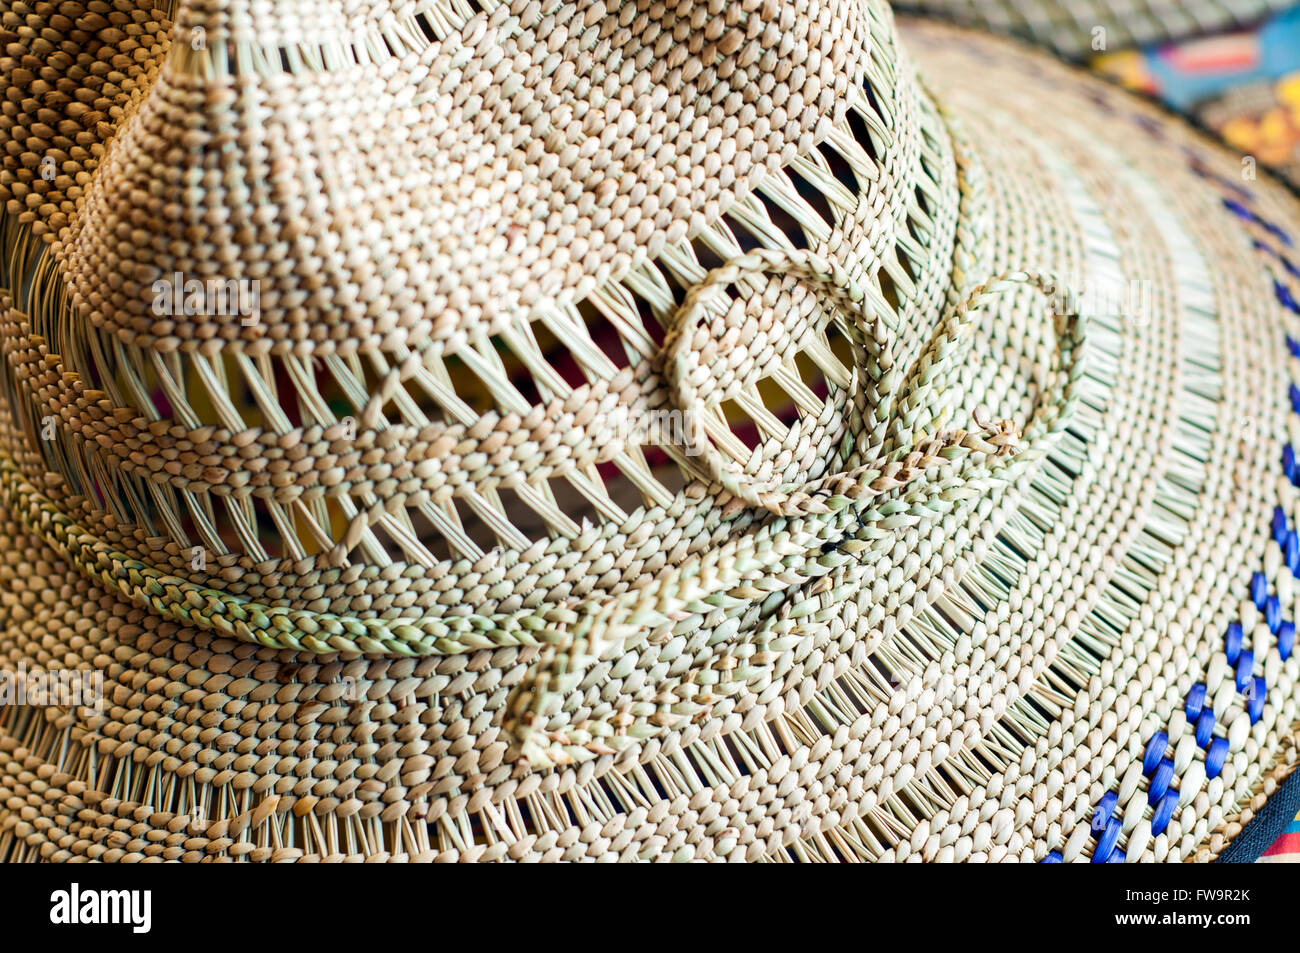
[{"left": 0, "top": 0, "right": 1297, "bottom": 862}]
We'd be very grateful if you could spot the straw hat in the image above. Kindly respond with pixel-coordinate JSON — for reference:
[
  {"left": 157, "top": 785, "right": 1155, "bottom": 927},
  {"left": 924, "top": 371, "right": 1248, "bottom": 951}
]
[
  {"left": 0, "top": 0, "right": 1298, "bottom": 863},
  {"left": 897, "top": 0, "right": 1295, "bottom": 58}
]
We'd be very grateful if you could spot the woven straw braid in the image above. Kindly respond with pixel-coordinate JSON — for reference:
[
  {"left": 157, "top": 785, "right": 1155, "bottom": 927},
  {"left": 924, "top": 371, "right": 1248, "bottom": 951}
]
[{"left": 508, "top": 265, "right": 1085, "bottom": 766}]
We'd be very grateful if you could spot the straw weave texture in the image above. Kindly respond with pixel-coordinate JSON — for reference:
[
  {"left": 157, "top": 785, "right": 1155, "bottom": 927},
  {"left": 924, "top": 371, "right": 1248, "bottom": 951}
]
[{"left": 0, "top": 0, "right": 1297, "bottom": 861}]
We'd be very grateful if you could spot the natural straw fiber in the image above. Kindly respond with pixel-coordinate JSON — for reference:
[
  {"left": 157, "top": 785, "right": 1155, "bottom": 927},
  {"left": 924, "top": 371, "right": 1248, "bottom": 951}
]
[
  {"left": 895, "top": 0, "right": 1295, "bottom": 59},
  {"left": 0, "top": 0, "right": 1298, "bottom": 862}
]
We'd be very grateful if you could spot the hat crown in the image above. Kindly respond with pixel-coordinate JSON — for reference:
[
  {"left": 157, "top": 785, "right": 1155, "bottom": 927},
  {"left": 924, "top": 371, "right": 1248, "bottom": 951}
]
[
  {"left": 63, "top": 0, "right": 891, "bottom": 354},
  {"left": 1, "top": 0, "right": 968, "bottom": 641}
]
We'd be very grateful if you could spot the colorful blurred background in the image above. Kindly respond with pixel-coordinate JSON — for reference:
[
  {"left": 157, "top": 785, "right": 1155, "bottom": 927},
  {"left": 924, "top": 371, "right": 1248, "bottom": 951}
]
[{"left": 1091, "top": 4, "right": 1300, "bottom": 186}]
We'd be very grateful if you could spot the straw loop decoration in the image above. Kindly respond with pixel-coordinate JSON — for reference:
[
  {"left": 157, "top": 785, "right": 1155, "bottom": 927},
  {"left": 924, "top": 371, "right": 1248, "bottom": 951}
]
[
  {"left": 662, "top": 247, "right": 900, "bottom": 516},
  {"left": 663, "top": 251, "right": 1086, "bottom": 518}
]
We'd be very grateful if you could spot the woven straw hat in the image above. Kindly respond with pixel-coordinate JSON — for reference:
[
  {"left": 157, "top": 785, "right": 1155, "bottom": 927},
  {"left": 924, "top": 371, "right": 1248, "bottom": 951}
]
[
  {"left": 1, "top": 0, "right": 1299, "bottom": 864},
  {"left": 898, "top": 0, "right": 1295, "bottom": 58}
]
